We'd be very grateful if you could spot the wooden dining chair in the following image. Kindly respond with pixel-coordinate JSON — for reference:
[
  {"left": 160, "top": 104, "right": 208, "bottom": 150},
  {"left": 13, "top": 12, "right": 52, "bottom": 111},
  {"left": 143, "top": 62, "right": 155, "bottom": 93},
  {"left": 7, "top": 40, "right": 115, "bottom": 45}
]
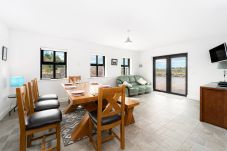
[
  {"left": 26, "top": 82, "right": 60, "bottom": 112},
  {"left": 88, "top": 85, "right": 125, "bottom": 151},
  {"left": 32, "top": 78, "right": 58, "bottom": 102},
  {"left": 16, "top": 85, "right": 62, "bottom": 151},
  {"left": 68, "top": 75, "right": 81, "bottom": 83}
]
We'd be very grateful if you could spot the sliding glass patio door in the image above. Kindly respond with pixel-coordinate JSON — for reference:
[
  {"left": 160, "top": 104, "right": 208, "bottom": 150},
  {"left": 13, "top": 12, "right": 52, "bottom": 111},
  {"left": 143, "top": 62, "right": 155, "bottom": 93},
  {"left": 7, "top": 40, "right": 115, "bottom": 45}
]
[
  {"left": 153, "top": 53, "right": 187, "bottom": 96},
  {"left": 154, "top": 58, "right": 167, "bottom": 92}
]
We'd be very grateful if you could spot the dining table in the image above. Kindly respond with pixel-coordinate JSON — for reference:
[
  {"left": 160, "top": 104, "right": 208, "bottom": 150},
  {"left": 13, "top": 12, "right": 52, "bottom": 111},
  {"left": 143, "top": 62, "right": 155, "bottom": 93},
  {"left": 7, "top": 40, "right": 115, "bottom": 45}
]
[
  {"left": 61, "top": 82, "right": 139, "bottom": 141},
  {"left": 62, "top": 82, "right": 106, "bottom": 141}
]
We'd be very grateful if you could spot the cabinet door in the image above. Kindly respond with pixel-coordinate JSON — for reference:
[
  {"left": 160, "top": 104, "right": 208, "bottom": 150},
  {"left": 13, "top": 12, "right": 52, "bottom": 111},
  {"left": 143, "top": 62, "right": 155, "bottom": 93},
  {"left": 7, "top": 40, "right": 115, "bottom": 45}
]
[
  {"left": 224, "top": 91, "right": 227, "bottom": 129},
  {"left": 201, "top": 88, "right": 225, "bottom": 127}
]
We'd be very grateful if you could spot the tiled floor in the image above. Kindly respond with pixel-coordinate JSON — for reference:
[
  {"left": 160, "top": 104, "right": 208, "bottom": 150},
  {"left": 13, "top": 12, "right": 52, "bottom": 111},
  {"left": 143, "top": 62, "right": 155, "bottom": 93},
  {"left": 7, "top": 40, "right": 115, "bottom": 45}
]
[{"left": 0, "top": 92, "right": 227, "bottom": 151}]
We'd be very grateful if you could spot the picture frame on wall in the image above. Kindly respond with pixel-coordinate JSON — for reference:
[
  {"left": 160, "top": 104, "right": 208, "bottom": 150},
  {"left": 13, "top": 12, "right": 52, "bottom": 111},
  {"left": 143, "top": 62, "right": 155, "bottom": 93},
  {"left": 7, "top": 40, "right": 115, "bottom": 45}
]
[
  {"left": 111, "top": 59, "right": 118, "bottom": 65},
  {"left": 2, "top": 46, "right": 7, "bottom": 61}
]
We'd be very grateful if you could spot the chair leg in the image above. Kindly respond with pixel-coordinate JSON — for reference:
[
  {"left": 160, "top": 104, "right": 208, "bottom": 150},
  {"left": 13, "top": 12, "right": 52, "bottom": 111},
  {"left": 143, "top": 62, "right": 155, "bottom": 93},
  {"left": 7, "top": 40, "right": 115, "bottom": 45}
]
[
  {"left": 88, "top": 118, "right": 93, "bottom": 142},
  {"left": 97, "top": 129, "right": 102, "bottom": 151},
  {"left": 56, "top": 124, "right": 61, "bottom": 151},
  {"left": 120, "top": 123, "right": 125, "bottom": 149},
  {"left": 20, "top": 131, "right": 26, "bottom": 151},
  {"left": 27, "top": 134, "right": 32, "bottom": 147},
  {"left": 108, "top": 128, "right": 113, "bottom": 135}
]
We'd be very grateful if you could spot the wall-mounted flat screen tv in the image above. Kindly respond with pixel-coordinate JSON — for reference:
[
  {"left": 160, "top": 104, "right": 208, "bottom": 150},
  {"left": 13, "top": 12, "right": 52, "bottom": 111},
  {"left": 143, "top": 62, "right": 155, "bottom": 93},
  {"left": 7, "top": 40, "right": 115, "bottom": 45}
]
[{"left": 209, "top": 43, "right": 227, "bottom": 63}]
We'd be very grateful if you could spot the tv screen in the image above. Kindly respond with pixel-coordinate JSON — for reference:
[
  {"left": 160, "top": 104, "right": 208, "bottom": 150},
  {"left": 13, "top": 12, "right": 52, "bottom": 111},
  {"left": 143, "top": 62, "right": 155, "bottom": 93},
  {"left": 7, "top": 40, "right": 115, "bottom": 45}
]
[{"left": 209, "top": 43, "right": 227, "bottom": 63}]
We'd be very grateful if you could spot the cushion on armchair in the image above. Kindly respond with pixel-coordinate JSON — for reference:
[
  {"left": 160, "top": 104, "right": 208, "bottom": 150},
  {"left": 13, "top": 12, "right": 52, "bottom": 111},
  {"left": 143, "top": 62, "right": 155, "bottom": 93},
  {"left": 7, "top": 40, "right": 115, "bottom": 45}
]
[
  {"left": 123, "top": 81, "right": 132, "bottom": 88},
  {"left": 137, "top": 78, "right": 147, "bottom": 85}
]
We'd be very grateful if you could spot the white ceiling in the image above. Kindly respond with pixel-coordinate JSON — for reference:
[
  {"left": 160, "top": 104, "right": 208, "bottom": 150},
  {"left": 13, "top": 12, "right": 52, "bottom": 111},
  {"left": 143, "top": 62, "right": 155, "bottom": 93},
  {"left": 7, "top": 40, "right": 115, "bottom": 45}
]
[{"left": 0, "top": 0, "right": 227, "bottom": 51}]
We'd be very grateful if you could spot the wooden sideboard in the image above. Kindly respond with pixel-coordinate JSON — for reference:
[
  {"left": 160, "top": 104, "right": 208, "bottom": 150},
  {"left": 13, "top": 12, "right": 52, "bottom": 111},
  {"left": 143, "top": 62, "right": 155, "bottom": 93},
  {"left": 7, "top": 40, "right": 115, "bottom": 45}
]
[{"left": 200, "top": 83, "right": 227, "bottom": 129}]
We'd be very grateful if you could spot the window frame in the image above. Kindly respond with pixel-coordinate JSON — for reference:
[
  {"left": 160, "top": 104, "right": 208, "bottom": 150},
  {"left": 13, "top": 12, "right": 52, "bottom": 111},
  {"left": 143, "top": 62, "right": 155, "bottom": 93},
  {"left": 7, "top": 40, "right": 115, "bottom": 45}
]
[
  {"left": 40, "top": 49, "right": 67, "bottom": 79},
  {"left": 121, "top": 58, "right": 130, "bottom": 75},
  {"left": 90, "top": 55, "right": 105, "bottom": 77}
]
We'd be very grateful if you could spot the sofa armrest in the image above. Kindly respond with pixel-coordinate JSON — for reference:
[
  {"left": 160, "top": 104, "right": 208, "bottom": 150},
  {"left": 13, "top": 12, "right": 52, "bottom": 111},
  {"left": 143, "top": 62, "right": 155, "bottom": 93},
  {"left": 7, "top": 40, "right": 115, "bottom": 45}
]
[{"left": 116, "top": 79, "right": 123, "bottom": 85}]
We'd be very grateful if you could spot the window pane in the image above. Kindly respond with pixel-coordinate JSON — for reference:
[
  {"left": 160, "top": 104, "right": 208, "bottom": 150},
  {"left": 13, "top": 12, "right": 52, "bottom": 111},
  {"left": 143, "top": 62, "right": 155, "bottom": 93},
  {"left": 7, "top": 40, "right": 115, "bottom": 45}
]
[
  {"left": 90, "top": 66, "right": 97, "bottom": 77},
  {"left": 91, "top": 55, "right": 97, "bottom": 64},
  {"left": 55, "top": 52, "right": 65, "bottom": 63},
  {"left": 98, "top": 56, "right": 103, "bottom": 64},
  {"left": 125, "top": 58, "right": 129, "bottom": 66},
  {"left": 171, "top": 57, "right": 186, "bottom": 95},
  {"left": 125, "top": 67, "right": 130, "bottom": 75},
  {"left": 121, "top": 58, "right": 124, "bottom": 65},
  {"left": 121, "top": 67, "right": 124, "bottom": 75},
  {"left": 155, "top": 59, "right": 167, "bottom": 91},
  {"left": 55, "top": 65, "right": 66, "bottom": 79},
  {"left": 42, "top": 65, "right": 53, "bottom": 78},
  {"left": 98, "top": 66, "right": 104, "bottom": 77},
  {"left": 43, "top": 50, "right": 54, "bottom": 62}
]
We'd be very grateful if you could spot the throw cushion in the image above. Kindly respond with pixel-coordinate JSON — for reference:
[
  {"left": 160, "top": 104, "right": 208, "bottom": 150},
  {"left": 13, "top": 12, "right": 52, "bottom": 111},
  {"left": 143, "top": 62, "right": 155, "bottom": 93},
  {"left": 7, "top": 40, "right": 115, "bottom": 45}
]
[
  {"left": 137, "top": 78, "right": 147, "bottom": 85},
  {"left": 123, "top": 81, "right": 132, "bottom": 88}
]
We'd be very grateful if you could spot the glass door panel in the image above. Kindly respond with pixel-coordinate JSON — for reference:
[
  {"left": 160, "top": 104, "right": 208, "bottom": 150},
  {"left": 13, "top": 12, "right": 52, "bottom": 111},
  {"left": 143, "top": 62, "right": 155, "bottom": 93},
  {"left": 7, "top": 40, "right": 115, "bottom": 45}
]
[
  {"left": 154, "top": 59, "right": 167, "bottom": 91},
  {"left": 170, "top": 57, "right": 187, "bottom": 95}
]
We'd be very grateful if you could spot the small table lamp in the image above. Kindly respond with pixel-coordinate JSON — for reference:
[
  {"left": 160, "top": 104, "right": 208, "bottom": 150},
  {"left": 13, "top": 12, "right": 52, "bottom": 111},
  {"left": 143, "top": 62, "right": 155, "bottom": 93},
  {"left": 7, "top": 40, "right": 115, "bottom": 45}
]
[
  {"left": 217, "top": 61, "right": 227, "bottom": 86},
  {"left": 10, "top": 76, "right": 25, "bottom": 87}
]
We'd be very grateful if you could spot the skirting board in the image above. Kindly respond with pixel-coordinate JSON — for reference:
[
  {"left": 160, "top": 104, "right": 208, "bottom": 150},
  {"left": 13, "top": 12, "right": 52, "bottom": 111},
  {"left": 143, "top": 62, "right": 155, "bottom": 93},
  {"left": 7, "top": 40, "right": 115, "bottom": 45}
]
[{"left": 187, "top": 95, "right": 199, "bottom": 101}]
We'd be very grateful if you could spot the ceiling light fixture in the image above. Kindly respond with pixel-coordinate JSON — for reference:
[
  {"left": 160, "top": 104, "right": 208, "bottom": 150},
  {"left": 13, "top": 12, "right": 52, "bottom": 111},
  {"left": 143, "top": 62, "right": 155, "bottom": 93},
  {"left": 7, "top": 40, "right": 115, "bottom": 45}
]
[{"left": 125, "top": 29, "right": 132, "bottom": 43}]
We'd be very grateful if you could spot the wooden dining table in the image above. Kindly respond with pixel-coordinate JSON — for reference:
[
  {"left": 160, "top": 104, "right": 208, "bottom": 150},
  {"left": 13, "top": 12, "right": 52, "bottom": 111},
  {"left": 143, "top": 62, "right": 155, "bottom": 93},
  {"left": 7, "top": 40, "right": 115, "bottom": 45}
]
[
  {"left": 62, "top": 82, "right": 139, "bottom": 141},
  {"left": 62, "top": 82, "right": 104, "bottom": 141}
]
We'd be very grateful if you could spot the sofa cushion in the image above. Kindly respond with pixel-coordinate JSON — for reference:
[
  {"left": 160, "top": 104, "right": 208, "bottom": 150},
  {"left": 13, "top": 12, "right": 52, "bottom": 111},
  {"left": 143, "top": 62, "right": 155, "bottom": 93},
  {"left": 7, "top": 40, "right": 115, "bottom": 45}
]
[
  {"left": 131, "top": 82, "right": 139, "bottom": 87},
  {"left": 137, "top": 85, "right": 146, "bottom": 94},
  {"left": 128, "top": 87, "right": 139, "bottom": 95},
  {"left": 129, "top": 76, "right": 136, "bottom": 83},
  {"left": 25, "top": 109, "right": 62, "bottom": 130},
  {"left": 123, "top": 81, "right": 132, "bottom": 88},
  {"left": 137, "top": 78, "right": 147, "bottom": 85}
]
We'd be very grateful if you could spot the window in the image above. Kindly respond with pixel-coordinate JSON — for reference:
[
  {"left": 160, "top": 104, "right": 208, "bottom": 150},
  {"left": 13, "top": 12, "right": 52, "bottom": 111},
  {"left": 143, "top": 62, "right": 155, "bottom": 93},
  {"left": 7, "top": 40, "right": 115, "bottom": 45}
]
[
  {"left": 90, "top": 55, "right": 105, "bottom": 77},
  {"left": 40, "top": 49, "right": 67, "bottom": 79},
  {"left": 121, "top": 58, "right": 130, "bottom": 75}
]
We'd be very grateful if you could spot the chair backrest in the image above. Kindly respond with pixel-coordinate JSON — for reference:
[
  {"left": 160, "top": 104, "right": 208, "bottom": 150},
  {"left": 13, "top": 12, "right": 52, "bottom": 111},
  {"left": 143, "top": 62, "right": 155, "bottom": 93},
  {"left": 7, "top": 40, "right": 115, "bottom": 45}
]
[
  {"left": 16, "top": 86, "right": 31, "bottom": 131},
  {"left": 68, "top": 76, "right": 81, "bottom": 83},
  {"left": 97, "top": 85, "right": 125, "bottom": 125},
  {"left": 27, "top": 82, "right": 35, "bottom": 114},
  {"left": 32, "top": 79, "right": 39, "bottom": 102}
]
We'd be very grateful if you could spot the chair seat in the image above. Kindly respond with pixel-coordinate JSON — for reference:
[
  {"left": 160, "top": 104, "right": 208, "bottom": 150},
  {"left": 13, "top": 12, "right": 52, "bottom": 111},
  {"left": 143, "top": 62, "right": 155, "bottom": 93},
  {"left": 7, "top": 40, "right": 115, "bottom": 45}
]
[
  {"left": 89, "top": 110, "right": 121, "bottom": 125},
  {"left": 38, "top": 94, "right": 58, "bottom": 101},
  {"left": 25, "top": 109, "right": 62, "bottom": 130},
  {"left": 34, "top": 100, "right": 60, "bottom": 112}
]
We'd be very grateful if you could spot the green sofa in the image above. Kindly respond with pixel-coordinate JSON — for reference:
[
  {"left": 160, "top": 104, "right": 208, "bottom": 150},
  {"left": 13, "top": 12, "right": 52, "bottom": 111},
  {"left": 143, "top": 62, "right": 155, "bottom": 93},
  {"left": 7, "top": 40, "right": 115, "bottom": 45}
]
[{"left": 116, "top": 75, "right": 152, "bottom": 96}]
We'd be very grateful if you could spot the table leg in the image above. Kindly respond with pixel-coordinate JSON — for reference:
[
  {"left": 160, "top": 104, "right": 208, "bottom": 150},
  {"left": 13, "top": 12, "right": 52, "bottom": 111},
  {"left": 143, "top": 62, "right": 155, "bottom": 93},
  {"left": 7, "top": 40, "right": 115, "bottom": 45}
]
[
  {"left": 71, "top": 113, "right": 89, "bottom": 141},
  {"left": 64, "top": 101, "right": 78, "bottom": 114},
  {"left": 125, "top": 107, "right": 135, "bottom": 126},
  {"left": 13, "top": 104, "right": 17, "bottom": 112}
]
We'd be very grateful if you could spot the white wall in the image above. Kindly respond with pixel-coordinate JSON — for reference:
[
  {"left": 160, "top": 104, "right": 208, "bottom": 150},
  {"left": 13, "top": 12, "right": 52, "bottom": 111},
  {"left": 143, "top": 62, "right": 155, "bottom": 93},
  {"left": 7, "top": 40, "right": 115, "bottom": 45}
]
[
  {"left": 9, "top": 30, "right": 139, "bottom": 100},
  {"left": 0, "top": 21, "right": 10, "bottom": 120},
  {"left": 138, "top": 37, "right": 227, "bottom": 100}
]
